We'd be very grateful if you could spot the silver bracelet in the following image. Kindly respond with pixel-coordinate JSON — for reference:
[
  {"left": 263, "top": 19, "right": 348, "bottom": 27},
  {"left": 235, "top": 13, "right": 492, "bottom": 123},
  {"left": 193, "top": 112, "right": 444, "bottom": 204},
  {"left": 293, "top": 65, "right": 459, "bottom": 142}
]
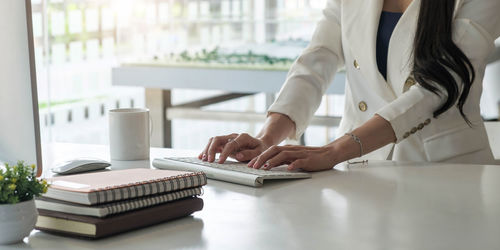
[{"left": 345, "top": 133, "right": 363, "bottom": 158}]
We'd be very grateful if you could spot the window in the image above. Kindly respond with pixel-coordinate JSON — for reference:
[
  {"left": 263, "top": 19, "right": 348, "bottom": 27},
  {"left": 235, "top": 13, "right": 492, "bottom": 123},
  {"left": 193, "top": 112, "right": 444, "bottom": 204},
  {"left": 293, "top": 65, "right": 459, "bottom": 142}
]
[{"left": 32, "top": 0, "right": 342, "bottom": 148}]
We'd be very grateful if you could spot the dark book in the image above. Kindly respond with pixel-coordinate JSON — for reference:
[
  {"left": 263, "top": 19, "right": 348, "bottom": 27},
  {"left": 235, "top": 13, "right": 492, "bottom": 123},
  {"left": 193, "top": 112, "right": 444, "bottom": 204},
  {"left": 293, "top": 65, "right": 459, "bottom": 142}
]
[
  {"left": 35, "top": 197, "right": 203, "bottom": 239},
  {"left": 36, "top": 187, "right": 203, "bottom": 217}
]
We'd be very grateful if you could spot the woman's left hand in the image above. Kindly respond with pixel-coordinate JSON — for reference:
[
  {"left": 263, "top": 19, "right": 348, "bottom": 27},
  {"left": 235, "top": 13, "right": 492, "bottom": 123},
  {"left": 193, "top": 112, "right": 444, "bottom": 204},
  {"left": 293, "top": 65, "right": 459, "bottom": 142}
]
[{"left": 247, "top": 145, "right": 337, "bottom": 172}]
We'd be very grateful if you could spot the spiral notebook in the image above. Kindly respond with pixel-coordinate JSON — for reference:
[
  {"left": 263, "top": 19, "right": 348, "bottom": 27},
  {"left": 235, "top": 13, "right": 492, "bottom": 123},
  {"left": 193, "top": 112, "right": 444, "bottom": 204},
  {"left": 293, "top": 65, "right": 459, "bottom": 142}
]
[
  {"left": 43, "top": 168, "right": 207, "bottom": 205},
  {"left": 36, "top": 187, "right": 203, "bottom": 217}
]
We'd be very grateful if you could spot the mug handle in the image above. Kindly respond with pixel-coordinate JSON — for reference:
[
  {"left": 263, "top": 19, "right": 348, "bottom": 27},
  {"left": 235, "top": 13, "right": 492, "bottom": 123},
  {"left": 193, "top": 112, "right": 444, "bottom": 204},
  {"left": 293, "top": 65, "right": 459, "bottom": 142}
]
[{"left": 149, "top": 114, "right": 154, "bottom": 139}]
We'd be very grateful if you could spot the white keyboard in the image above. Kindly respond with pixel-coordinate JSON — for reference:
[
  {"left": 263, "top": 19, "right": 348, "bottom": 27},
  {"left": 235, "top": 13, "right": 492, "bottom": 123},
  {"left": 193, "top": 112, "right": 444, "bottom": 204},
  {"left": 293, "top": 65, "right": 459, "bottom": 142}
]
[
  {"left": 152, "top": 157, "right": 312, "bottom": 187},
  {"left": 171, "top": 157, "right": 299, "bottom": 176}
]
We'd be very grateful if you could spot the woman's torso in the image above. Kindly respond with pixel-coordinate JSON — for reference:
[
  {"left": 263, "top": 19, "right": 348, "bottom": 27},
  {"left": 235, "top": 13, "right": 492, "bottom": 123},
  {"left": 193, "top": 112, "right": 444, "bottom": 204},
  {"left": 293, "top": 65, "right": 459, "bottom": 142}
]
[{"left": 336, "top": 0, "right": 495, "bottom": 164}]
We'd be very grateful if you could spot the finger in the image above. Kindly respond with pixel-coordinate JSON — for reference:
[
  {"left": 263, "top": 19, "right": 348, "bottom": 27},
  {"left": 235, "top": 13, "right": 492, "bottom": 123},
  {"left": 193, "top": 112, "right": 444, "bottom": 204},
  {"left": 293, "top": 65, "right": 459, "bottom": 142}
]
[
  {"left": 283, "top": 144, "right": 317, "bottom": 151},
  {"left": 263, "top": 151, "right": 306, "bottom": 170},
  {"left": 207, "top": 135, "right": 235, "bottom": 162},
  {"left": 253, "top": 145, "right": 281, "bottom": 169},
  {"left": 199, "top": 137, "right": 213, "bottom": 161},
  {"left": 199, "top": 137, "right": 211, "bottom": 160},
  {"left": 255, "top": 146, "right": 308, "bottom": 168},
  {"left": 218, "top": 133, "right": 251, "bottom": 163},
  {"left": 218, "top": 140, "right": 239, "bottom": 163},
  {"left": 234, "top": 149, "right": 261, "bottom": 162},
  {"left": 288, "top": 159, "right": 309, "bottom": 171},
  {"left": 247, "top": 157, "right": 258, "bottom": 168},
  {"left": 239, "top": 133, "right": 262, "bottom": 148}
]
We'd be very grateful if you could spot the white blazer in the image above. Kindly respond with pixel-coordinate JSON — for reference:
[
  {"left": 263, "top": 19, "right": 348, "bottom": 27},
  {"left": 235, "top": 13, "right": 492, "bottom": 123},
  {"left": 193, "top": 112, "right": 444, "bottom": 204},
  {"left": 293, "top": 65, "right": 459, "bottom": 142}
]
[{"left": 268, "top": 0, "right": 500, "bottom": 164}]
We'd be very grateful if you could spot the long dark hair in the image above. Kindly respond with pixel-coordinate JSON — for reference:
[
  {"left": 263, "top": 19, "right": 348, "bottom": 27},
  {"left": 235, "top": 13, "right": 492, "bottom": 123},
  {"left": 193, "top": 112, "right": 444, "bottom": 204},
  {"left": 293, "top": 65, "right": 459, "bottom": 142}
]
[{"left": 412, "top": 0, "right": 474, "bottom": 123}]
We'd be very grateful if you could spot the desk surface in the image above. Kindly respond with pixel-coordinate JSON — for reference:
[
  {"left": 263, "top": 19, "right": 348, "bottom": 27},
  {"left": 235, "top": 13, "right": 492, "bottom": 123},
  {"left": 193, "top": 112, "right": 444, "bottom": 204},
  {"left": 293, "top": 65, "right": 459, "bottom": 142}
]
[
  {"left": 10, "top": 143, "right": 500, "bottom": 250},
  {"left": 112, "top": 64, "right": 346, "bottom": 95}
]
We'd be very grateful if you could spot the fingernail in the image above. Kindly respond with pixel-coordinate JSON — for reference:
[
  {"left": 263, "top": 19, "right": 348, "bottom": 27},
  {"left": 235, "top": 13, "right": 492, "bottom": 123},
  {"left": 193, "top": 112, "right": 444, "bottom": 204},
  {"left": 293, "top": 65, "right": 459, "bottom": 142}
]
[
  {"left": 263, "top": 163, "right": 269, "bottom": 169},
  {"left": 236, "top": 153, "right": 243, "bottom": 159},
  {"left": 202, "top": 154, "right": 207, "bottom": 160}
]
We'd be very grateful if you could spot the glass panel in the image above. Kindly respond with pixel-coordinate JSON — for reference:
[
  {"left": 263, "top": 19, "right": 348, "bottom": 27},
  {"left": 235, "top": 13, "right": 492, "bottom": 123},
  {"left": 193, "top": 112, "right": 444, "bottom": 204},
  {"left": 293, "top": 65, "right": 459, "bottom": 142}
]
[
  {"left": 68, "top": 10, "right": 82, "bottom": 34},
  {"left": 101, "top": 8, "right": 114, "bottom": 31},
  {"left": 32, "top": 13, "right": 43, "bottom": 37},
  {"left": 50, "top": 11, "right": 65, "bottom": 36},
  {"left": 85, "top": 9, "right": 99, "bottom": 32}
]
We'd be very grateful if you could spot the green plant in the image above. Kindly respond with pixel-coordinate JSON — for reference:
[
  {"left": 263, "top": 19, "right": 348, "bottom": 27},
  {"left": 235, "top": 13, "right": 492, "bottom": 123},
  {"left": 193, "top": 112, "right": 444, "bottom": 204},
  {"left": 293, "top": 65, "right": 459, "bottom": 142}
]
[
  {"left": 0, "top": 162, "right": 49, "bottom": 204},
  {"left": 161, "top": 47, "right": 297, "bottom": 66}
]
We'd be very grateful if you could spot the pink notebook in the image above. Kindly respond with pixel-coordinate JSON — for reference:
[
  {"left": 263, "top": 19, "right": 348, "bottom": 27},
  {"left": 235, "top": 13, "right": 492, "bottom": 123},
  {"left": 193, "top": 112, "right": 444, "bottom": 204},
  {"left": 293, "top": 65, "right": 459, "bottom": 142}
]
[{"left": 43, "top": 169, "right": 207, "bottom": 205}]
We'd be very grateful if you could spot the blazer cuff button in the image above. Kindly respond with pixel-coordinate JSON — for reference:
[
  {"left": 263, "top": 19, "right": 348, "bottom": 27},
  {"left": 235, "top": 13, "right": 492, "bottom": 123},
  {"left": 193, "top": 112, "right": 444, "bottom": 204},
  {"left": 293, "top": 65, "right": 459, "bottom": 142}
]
[
  {"left": 354, "top": 60, "right": 360, "bottom": 69},
  {"left": 403, "top": 132, "right": 410, "bottom": 139},
  {"left": 358, "top": 101, "right": 367, "bottom": 112}
]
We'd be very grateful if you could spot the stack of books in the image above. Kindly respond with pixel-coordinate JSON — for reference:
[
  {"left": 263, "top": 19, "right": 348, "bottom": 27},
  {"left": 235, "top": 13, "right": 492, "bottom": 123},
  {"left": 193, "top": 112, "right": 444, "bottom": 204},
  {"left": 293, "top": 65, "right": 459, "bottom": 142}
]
[{"left": 35, "top": 168, "right": 207, "bottom": 239}]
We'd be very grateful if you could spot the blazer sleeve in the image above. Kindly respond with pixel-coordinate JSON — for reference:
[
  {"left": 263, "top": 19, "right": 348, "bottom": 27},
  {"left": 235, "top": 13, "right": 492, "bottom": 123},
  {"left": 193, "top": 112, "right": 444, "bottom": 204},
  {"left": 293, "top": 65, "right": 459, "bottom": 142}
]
[
  {"left": 267, "top": 0, "right": 344, "bottom": 140},
  {"left": 376, "top": 0, "right": 500, "bottom": 144}
]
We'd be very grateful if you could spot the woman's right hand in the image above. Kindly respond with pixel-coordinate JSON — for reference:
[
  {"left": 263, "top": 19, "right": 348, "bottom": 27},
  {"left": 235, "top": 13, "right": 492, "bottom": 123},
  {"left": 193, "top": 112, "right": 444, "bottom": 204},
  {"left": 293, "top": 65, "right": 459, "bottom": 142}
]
[{"left": 198, "top": 133, "right": 271, "bottom": 164}]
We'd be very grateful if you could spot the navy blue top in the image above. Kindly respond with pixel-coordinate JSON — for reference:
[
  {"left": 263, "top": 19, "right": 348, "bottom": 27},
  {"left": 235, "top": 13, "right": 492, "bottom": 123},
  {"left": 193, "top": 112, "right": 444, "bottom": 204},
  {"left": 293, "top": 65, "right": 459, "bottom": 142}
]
[{"left": 376, "top": 11, "right": 403, "bottom": 80}]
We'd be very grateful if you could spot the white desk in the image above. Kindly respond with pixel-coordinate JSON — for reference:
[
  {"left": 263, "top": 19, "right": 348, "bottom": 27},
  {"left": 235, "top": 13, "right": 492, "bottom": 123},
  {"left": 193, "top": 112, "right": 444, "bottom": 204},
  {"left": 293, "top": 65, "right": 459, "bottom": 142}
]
[
  {"left": 10, "top": 143, "right": 500, "bottom": 250},
  {"left": 112, "top": 64, "right": 346, "bottom": 95},
  {"left": 111, "top": 64, "right": 346, "bottom": 147}
]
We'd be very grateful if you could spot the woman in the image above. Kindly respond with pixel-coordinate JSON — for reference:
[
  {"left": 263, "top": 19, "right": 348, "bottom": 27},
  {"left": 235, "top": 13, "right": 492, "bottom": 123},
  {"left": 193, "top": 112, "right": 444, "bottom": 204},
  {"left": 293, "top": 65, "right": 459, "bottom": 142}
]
[{"left": 199, "top": 0, "right": 500, "bottom": 171}]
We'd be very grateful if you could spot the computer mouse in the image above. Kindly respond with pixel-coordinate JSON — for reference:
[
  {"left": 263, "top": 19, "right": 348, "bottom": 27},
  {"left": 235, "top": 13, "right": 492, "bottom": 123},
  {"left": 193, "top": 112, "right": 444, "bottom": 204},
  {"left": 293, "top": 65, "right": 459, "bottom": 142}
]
[{"left": 51, "top": 158, "right": 111, "bottom": 175}]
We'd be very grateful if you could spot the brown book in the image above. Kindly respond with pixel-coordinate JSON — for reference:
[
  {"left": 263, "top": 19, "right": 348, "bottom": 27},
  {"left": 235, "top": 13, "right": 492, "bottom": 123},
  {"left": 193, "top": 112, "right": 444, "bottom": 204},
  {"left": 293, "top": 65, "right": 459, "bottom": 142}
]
[
  {"left": 35, "top": 197, "right": 203, "bottom": 239},
  {"left": 43, "top": 168, "right": 207, "bottom": 205}
]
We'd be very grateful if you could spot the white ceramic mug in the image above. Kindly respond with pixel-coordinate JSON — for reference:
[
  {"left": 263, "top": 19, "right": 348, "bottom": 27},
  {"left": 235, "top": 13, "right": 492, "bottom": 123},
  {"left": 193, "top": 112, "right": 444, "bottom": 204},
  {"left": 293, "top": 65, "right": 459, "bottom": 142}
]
[{"left": 109, "top": 108, "right": 151, "bottom": 161}]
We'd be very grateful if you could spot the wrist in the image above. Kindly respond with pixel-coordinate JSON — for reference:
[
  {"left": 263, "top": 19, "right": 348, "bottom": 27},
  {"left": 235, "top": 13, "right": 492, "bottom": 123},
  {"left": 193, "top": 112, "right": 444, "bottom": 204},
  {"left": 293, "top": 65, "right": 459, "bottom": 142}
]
[
  {"left": 322, "top": 143, "right": 342, "bottom": 166},
  {"left": 324, "top": 135, "right": 363, "bottom": 164}
]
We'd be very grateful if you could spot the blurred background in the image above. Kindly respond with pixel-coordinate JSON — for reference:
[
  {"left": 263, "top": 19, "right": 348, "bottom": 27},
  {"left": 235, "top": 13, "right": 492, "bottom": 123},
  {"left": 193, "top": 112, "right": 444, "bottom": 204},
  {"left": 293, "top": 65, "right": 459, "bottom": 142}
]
[{"left": 31, "top": 0, "right": 500, "bottom": 150}]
